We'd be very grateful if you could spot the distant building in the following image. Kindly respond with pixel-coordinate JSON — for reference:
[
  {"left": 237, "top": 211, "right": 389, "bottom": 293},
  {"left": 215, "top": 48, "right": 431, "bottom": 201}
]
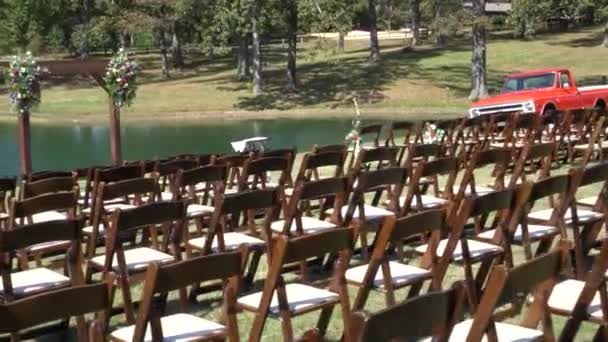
[{"left": 463, "top": 1, "right": 512, "bottom": 15}]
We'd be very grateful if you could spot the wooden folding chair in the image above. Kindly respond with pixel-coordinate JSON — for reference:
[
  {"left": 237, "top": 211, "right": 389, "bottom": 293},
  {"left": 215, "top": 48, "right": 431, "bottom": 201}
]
[
  {"left": 173, "top": 165, "right": 227, "bottom": 237},
  {"left": 312, "top": 143, "right": 347, "bottom": 154},
  {"left": 572, "top": 115, "right": 608, "bottom": 165},
  {"left": 507, "top": 142, "right": 555, "bottom": 188},
  {"left": 294, "top": 150, "right": 346, "bottom": 185},
  {"left": 272, "top": 177, "right": 347, "bottom": 237},
  {"left": 0, "top": 219, "right": 83, "bottom": 302},
  {"left": 341, "top": 167, "right": 406, "bottom": 261},
  {"left": 347, "top": 123, "right": 383, "bottom": 153},
  {"left": 547, "top": 239, "right": 608, "bottom": 341},
  {"left": 215, "top": 154, "right": 252, "bottom": 194},
  {"left": 25, "top": 170, "right": 73, "bottom": 183},
  {"left": 349, "top": 209, "right": 448, "bottom": 310},
  {"left": 88, "top": 165, "right": 145, "bottom": 216},
  {"left": 83, "top": 177, "right": 159, "bottom": 259},
  {"left": 447, "top": 242, "right": 568, "bottom": 341},
  {"left": 109, "top": 252, "right": 241, "bottom": 342},
  {"left": 400, "top": 157, "right": 459, "bottom": 215},
  {"left": 454, "top": 147, "right": 511, "bottom": 206},
  {"left": 518, "top": 174, "right": 574, "bottom": 261},
  {"left": 260, "top": 147, "right": 297, "bottom": 188},
  {"left": 153, "top": 159, "right": 198, "bottom": 200},
  {"left": 347, "top": 146, "right": 399, "bottom": 174},
  {"left": 238, "top": 156, "right": 290, "bottom": 191},
  {"left": 238, "top": 228, "right": 353, "bottom": 342},
  {"left": 186, "top": 188, "right": 282, "bottom": 288},
  {"left": 384, "top": 120, "right": 422, "bottom": 164},
  {"left": 350, "top": 281, "right": 466, "bottom": 342},
  {"left": 0, "top": 283, "right": 109, "bottom": 341},
  {"left": 7, "top": 191, "right": 79, "bottom": 269},
  {"left": 0, "top": 177, "right": 17, "bottom": 229},
  {"left": 21, "top": 175, "right": 77, "bottom": 199},
  {"left": 416, "top": 190, "right": 514, "bottom": 306},
  {"left": 87, "top": 200, "right": 187, "bottom": 324}
]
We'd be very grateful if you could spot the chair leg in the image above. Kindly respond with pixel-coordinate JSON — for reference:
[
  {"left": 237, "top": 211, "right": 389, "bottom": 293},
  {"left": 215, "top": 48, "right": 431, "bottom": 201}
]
[
  {"left": 243, "top": 250, "right": 261, "bottom": 288},
  {"left": 118, "top": 275, "right": 136, "bottom": 324},
  {"left": 315, "top": 306, "right": 334, "bottom": 338}
]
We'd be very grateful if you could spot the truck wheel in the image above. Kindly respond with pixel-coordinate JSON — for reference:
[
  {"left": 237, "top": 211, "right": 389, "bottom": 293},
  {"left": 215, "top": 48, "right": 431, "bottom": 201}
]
[
  {"left": 595, "top": 101, "right": 606, "bottom": 115},
  {"left": 542, "top": 105, "right": 556, "bottom": 115}
]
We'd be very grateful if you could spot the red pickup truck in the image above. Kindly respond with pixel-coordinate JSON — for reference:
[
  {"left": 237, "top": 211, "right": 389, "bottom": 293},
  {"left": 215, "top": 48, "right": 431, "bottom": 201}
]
[{"left": 469, "top": 68, "right": 608, "bottom": 117}]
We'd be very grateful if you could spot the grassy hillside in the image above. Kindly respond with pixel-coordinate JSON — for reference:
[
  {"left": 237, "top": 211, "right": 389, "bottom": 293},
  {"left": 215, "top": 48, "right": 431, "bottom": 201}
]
[{"left": 2, "top": 27, "right": 608, "bottom": 121}]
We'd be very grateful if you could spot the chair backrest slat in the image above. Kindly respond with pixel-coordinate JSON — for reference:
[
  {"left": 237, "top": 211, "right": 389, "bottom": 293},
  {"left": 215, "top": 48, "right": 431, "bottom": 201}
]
[
  {"left": 281, "top": 228, "right": 352, "bottom": 265},
  {"left": 0, "top": 219, "right": 81, "bottom": 252}
]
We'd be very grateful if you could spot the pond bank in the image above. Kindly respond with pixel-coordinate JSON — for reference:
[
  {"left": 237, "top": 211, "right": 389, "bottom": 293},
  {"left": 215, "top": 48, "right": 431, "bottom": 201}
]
[{"left": 0, "top": 107, "right": 466, "bottom": 125}]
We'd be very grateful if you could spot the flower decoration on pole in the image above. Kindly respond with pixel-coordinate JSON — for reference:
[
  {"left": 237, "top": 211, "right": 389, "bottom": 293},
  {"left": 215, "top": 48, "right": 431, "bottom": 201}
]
[
  {"left": 423, "top": 122, "right": 446, "bottom": 143},
  {"left": 104, "top": 48, "right": 138, "bottom": 108},
  {"left": 5, "top": 51, "right": 46, "bottom": 115},
  {"left": 345, "top": 97, "right": 362, "bottom": 156}
]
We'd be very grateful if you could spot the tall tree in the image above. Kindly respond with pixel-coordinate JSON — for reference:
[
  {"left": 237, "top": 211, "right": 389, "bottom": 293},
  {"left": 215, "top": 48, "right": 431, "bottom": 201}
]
[
  {"left": 285, "top": 0, "right": 298, "bottom": 90},
  {"left": 368, "top": 0, "right": 380, "bottom": 61},
  {"left": 469, "top": 0, "right": 488, "bottom": 100},
  {"left": 409, "top": 0, "right": 420, "bottom": 46},
  {"left": 251, "top": 0, "right": 263, "bottom": 95}
]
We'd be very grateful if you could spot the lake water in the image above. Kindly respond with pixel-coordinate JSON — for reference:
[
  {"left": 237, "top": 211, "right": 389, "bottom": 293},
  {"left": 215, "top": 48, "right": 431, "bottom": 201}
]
[{"left": 0, "top": 118, "right": 388, "bottom": 176}]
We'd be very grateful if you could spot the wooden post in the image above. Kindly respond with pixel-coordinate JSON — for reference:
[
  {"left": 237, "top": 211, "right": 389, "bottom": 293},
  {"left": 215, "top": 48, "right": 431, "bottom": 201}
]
[
  {"left": 108, "top": 98, "right": 122, "bottom": 165},
  {"left": 18, "top": 111, "right": 32, "bottom": 175}
]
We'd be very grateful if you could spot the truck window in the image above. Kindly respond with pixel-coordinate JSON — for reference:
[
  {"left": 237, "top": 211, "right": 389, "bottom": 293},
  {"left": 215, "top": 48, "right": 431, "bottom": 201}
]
[
  {"left": 559, "top": 73, "right": 570, "bottom": 88},
  {"left": 502, "top": 73, "right": 556, "bottom": 93}
]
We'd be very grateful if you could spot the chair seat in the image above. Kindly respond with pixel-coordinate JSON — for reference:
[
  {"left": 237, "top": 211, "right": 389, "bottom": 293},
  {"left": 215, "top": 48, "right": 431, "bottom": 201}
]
[
  {"left": 90, "top": 247, "right": 174, "bottom": 272},
  {"left": 82, "top": 225, "right": 104, "bottom": 236},
  {"left": 548, "top": 279, "right": 604, "bottom": 321},
  {"left": 490, "top": 142, "right": 525, "bottom": 149},
  {"left": 477, "top": 224, "right": 559, "bottom": 242},
  {"left": 574, "top": 141, "right": 608, "bottom": 150},
  {"left": 187, "top": 204, "right": 215, "bottom": 218},
  {"left": 129, "top": 192, "right": 174, "bottom": 202},
  {"left": 398, "top": 195, "right": 448, "bottom": 209},
  {"left": 327, "top": 204, "right": 394, "bottom": 222},
  {"left": 415, "top": 239, "right": 502, "bottom": 262},
  {"left": 0, "top": 213, "right": 7, "bottom": 220},
  {"left": 578, "top": 196, "right": 598, "bottom": 207},
  {"left": 110, "top": 313, "right": 226, "bottom": 342},
  {"left": 463, "top": 185, "right": 496, "bottom": 195},
  {"left": 438, "top": 319, "right": 543, "bottom": 342},
  {"left": 284, "top": 187, "right": 294, "bottom": 197},
  {"left": 345, "top": 261, "right": 431, "bottom": 288},
  {"left": 188, "top": 232, "right": 265, "bottom": 251},
  {"left": 270, "top": 217, "right": 336, "bottom": 235},
  {"left": 0, "top": 268, "right": 70, "bottom": 297},
  {"left": 78, "top": 197, "right": 124, "bottom": 206},
  {"left": 238, "top": 283, "right": 339, "bottom": 316},
  {"left": 31, "top": 211, "right": 66, "bottom": 224},
  {"left": 528, "top": 208, "right": 603, "bottom": 225},
  {"left": 27, "top": 240, "right": 71, "bottom": 253},
  {"left": 347, "top": 143, "right": 377, "bottom": 152},
  {"left": 82, "top": 203, "right": 136, "bottom": 215}
]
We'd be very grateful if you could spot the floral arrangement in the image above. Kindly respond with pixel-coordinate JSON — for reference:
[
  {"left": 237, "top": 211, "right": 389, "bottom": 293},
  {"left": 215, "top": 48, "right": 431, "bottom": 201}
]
[
  {"left": 104, "top": 48, "right": 138, "bottom": 108},
  {"left": 4, "top": 52, "right": 46, "bottom": 115},
  {"left": 423, "top": 122, "right": 446, "bottom": 143},
  {"left": 345, "top": 97, "right": 362, "bottom": 154}
]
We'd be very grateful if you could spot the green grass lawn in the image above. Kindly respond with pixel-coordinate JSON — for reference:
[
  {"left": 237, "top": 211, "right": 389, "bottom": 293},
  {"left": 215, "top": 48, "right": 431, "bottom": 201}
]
[{"left": 2, "top": 27, "right": 608, "bottom": 122}]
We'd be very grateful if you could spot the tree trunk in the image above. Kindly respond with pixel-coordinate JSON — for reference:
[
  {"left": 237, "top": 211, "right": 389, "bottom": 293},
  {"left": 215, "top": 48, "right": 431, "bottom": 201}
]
[
  {"left": 286, "top": 0, "right": 297, "bottom": 91},
  {"left": 338, "top": 32, "right": 345, "bottom": 53},
  {"left": 409, "top": 0, "right": 420, "bottom": 47},
  {"left": 469, "top": 0, "right": 488, "bottom": 101},
  {"left": 18, "top": 112, "right": 32, "bottom": 175},
  {"left": 159, "top": 29, "right": 170, "bottom": 78},
  {"left": 171, "top": 23, "right": 184, "bottom": 69},
  {"left": 368, "top": 0, "right": 380, "bottom": 61},
  {"left": 252, "top": 5, "right": 263, "bottom": 96},
  {"left": 79, "top": 0, "right": 92, "bottom": 60},
  {"left": 433, "top": 1, "right": 446, "bottom": 46},
  {"left": 237, "top": 35, "right": 250, "bottom": 81},
  {"left": 108, "top": 100, "right": 122, "bottom": 165},
  {"left": 603, "top": 21, "right": 608, "bottom": 48}
]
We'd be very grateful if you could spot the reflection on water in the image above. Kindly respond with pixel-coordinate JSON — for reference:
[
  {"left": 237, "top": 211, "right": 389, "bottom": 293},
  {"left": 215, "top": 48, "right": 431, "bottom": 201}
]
[{"left": 0, "top": 118, "right": 390, "bottom": 176}]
